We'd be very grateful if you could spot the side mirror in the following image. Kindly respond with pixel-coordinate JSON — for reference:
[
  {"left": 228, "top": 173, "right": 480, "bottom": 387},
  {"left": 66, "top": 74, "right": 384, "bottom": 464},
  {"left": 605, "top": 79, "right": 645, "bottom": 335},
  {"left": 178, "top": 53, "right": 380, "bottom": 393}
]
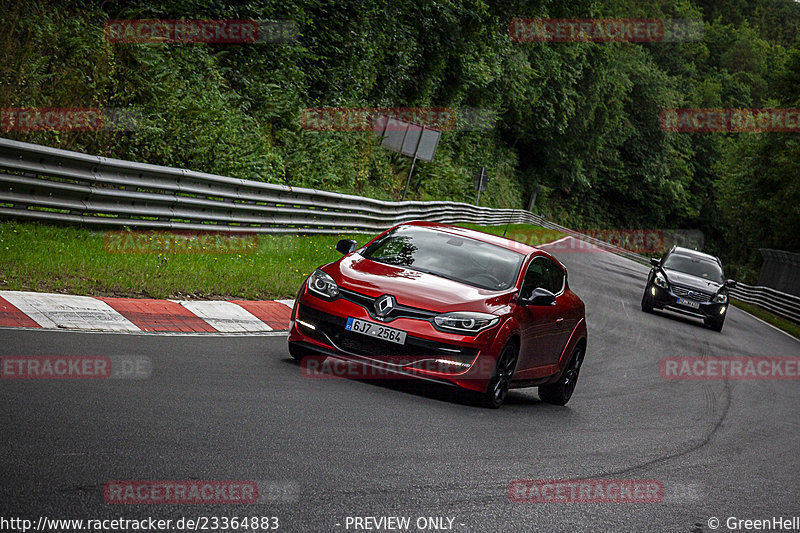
[
  {"left": 650, "top": 258, "right": 660, "bottom": 267},
  {"left": 335, "top": 239, "right": 357, "bottom": 255},
  {"left": 518, "top": 287, "right": 557, "bottom": 307},
  {"left": 725, "top": 279, "right": 737, "bottom": 288}
]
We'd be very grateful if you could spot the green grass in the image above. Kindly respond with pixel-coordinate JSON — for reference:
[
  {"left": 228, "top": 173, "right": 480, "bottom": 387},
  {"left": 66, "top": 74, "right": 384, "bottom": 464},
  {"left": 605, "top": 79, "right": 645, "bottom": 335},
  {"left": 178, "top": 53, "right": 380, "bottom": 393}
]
[
  {"left": 0, "top": 221, "right": 555, "bottom": 300},
  {"left": 730, "top": 298, "right": 800, "bottom": 340}
]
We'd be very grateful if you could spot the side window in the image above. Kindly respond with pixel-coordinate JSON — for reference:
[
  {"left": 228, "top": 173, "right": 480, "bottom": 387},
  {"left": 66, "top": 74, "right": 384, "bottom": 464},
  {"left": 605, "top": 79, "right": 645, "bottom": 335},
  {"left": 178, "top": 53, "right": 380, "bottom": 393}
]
[
  {"left": 544, "top": 260, "right": 565, "bottom": 294},
  {"left": 522, "top": 257, "right": 564, "bottom": 296},
  {"left": 521, "top": 258, "right": 547, "bottom": 297}
]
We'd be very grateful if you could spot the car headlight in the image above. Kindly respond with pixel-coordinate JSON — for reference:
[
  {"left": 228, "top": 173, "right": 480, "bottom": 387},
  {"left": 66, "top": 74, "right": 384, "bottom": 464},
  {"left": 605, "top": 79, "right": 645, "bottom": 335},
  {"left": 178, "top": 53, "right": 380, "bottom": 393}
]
[
  {"left": 307, "top": 269, "right": 339, "bottom": 299},
  {"left": 433, "top": 312, "right": 500, "bottom": 334},
  {"left": 654, "top": 272, "right": 668, "bottom": 289},
  {"left": 714, "top": 293, "right": 728, "bottom": 303}
]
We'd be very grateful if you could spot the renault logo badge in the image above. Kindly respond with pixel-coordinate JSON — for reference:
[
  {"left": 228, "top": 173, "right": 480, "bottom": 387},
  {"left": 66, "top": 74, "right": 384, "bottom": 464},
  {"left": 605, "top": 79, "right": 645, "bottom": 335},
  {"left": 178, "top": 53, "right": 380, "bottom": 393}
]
[{"left": 374, "top": 294, "right": 395, "bottom": 317}]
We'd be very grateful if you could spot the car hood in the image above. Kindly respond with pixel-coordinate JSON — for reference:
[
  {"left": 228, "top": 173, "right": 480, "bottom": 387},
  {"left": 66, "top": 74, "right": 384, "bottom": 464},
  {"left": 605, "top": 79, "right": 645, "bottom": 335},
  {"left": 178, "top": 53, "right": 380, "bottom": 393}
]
[
  {"left": 663, "top": 268, "right": 723, "bottom": 293},
  {"left": 326, "top": 254, "right": 513, "bottom": 313}
]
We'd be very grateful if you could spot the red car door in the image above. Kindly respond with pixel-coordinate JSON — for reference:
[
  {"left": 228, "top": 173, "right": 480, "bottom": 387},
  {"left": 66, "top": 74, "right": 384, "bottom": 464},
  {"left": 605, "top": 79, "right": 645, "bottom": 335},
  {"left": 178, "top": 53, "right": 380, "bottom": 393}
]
[{"left": 513, "top": 255, "right": 567, "bottom": 379}]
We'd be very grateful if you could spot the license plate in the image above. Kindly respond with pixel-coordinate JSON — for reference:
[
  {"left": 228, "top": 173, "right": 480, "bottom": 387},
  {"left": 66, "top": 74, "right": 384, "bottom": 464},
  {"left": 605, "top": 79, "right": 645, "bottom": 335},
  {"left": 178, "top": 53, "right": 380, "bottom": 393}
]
[
  {"left": 345, "top": 317, "right": 407, "bottom": 345},
  {"left": 677, "top": 297, "right": 700, "bottom": 309}
]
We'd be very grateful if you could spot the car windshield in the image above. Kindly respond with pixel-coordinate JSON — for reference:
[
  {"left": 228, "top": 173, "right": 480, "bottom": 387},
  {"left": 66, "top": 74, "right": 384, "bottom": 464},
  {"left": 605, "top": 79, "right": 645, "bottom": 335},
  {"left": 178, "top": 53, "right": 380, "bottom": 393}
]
[
  {"left": 361, "top": 226, "right": 524, "bottom": 290},
  {"left": 663, "top": 253, "right": 724, "bottom": 283}
]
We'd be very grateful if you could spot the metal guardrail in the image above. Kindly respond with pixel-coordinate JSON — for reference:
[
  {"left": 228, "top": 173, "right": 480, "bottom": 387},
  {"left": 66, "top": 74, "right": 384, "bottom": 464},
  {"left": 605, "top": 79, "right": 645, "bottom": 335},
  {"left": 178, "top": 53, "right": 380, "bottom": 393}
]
[
  {"left": 728, "top": 283, "right": 800, "bottom": 325},
  {"left": 0, "top": 138, "right": 539, "bottom": 234},
  {"left": 1, "top": 137, "right": 797, "bottom": 326}
]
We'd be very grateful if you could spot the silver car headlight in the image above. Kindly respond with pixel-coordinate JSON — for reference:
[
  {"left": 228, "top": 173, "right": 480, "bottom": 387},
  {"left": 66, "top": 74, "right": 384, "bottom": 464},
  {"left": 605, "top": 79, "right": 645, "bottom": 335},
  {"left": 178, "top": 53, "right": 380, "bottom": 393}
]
[
  {"left": 714, "top": 293, "right": 728, "bottom": 303},
  {"left": 308, "top": 269, "right": 339, "bottom": 299},
  {"left": 433, "top": 312, "right": 499, "bottom": 334},
  {"left": 654, "top": 272, "right": 668, "bottom": 289}
]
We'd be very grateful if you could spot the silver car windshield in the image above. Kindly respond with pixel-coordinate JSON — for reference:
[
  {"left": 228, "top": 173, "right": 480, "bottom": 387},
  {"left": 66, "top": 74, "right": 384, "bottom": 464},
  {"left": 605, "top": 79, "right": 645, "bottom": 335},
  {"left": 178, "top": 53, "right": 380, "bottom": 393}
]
[{"left": 361, "top": 226, "right": 524, "bottom": 290}]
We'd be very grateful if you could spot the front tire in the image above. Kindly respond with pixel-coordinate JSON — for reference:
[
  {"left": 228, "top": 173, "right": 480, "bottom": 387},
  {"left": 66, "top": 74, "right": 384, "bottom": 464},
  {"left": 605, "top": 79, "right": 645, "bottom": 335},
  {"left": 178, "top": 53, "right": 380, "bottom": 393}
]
[
  {"left": 288, "top": 341, "right": 311, "bottom": 362},
  {"left": 705, "top": 316, "right": 725, "bottom": 332},
  {"left": 641, "top": 287, "right": 654, "bottom": 313},
  {"left": 481, "top": 343, "right": 518, "bottom": 409},
  {"left": 539, "top": 345, "right": 584, "bottom": 406}
]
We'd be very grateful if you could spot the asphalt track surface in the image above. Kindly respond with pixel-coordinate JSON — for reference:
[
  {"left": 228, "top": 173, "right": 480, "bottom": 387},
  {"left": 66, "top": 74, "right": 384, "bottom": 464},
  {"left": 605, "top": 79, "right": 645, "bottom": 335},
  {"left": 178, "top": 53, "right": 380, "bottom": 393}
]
[{"left": 2, "top": 237, "right": 799, "bottom": 532}]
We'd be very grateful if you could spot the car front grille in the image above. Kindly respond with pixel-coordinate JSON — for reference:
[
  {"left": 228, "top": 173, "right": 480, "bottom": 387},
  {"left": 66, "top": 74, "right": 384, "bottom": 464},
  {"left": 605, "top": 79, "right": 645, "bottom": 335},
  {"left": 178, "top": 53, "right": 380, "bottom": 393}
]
[
  {"left": 671, "top": 284, "right": 713, "bottom": 302},
  {"left": 337, "top": 288, "right": 438, "bottom": 321},
  {"left": 296, "top": 303, "right": 477, "bottom": 363}
]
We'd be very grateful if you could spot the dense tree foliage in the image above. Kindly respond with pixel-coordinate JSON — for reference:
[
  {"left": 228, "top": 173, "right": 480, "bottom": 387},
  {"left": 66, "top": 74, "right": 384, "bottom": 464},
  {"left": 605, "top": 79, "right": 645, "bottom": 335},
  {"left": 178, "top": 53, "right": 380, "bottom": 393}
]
[{"left": 1, "top": 0, "right": 798, "bottom": 280}]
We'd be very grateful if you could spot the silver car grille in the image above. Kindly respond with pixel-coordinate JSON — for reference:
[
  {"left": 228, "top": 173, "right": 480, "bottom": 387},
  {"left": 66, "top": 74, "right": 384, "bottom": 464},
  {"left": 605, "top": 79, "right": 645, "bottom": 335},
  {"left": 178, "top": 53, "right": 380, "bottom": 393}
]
[{"left": 671, "top": 284, "right": 713, "bottom": 302}]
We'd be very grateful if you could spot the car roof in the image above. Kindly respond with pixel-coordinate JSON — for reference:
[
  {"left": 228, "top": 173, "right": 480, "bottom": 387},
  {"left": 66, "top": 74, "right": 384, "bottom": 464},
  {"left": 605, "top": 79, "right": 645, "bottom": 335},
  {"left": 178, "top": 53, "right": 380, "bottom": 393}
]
[
  {"left": 670, "top": 246, "right": 721, "bottom": 265},
  {"left": 400, "top": 221, "right": 539, "bottom": 255}
]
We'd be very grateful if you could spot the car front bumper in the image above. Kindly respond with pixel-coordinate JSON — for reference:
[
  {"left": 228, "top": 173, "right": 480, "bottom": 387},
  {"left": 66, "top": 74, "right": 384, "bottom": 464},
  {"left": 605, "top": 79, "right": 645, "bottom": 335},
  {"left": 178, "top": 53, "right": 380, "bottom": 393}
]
[
  {"left": 287, "top": 287, "right": 502, "bottom": 393},
  {"left": 648, "top": 284, "right": 727, "bottom": 320}
]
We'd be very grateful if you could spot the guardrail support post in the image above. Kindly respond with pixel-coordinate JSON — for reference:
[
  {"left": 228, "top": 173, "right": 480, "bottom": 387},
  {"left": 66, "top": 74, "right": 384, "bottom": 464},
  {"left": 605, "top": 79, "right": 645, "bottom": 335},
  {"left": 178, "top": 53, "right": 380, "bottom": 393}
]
[{"left": 401, "top": 155, "right": 417, "bottom": 202}]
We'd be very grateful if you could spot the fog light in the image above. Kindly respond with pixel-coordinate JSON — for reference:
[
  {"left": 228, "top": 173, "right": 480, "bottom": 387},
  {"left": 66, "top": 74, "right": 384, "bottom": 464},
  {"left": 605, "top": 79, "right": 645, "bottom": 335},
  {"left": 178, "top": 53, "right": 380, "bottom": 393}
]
[
  {"left": 296, "top": 319, "right": 316, "bottom": 331},
  {"left": 650, "top": 286, "right": 656, "bottom": 296},
  {"left": 435, "top": 358, "right": 471, "bottom": 367},
  {"left": 432, "top": 358, "right": 472, "bottom": 372},
  {"left": 719, "top": 306, "right": 726, "bottom": 315}
]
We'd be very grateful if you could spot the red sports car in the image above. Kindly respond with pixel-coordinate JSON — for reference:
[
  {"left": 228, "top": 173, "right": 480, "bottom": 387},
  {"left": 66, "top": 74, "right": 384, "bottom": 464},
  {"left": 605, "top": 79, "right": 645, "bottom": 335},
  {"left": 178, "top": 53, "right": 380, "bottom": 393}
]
[{"left": 287, "top": 221, "right": 587, "bottom": 408}]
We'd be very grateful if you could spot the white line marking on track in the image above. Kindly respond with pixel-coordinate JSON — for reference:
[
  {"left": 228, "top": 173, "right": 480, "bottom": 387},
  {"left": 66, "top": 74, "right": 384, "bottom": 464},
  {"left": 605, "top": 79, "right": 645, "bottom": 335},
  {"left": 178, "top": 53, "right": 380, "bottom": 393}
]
[
  {"left": 538, "top": 235, "right": 572, "bottom": 247},
  {"left": 732, "top": 306, "right": 800, "bottom": 343}
]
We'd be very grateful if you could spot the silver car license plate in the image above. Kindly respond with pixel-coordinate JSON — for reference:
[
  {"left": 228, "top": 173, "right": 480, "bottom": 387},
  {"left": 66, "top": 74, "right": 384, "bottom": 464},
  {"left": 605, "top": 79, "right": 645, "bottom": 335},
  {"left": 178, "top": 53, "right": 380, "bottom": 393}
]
[
  {"left": 677, "top": 297, "right": 700, "bottom": 309},
  {"left": 345, "top": 317, "right": 407, "bottom": 345}
]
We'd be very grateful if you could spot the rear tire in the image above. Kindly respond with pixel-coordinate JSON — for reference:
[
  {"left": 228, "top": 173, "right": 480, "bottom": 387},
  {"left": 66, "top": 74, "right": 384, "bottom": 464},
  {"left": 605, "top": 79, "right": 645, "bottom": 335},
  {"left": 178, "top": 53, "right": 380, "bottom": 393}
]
[
  {"left": 481, "top": 343, "right": 518, "bottom": 409},
  {"left": 539, "top": 345, "right": 584, "bottom": 406}
]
